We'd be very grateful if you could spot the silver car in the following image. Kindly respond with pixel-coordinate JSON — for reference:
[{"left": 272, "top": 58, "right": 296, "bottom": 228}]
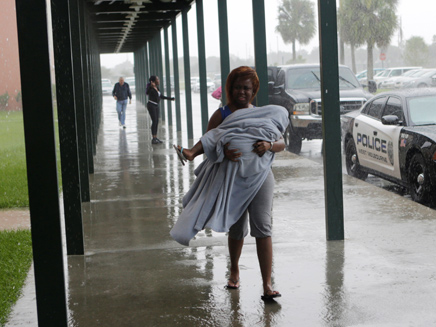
[
  {"left": 401, "top": 69, "right": 436, "bottom": 89},
  {"left": 379, "top": 69, "right": 422, "bottom": 89}
]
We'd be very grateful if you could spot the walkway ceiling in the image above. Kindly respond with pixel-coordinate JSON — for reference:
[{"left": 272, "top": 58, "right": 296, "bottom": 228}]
[{"left": 88, "top": 0, "right": 194, "bottom": 53}]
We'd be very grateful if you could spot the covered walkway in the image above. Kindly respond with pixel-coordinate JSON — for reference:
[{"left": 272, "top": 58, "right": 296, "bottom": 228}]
[
  {"left": 9, "top": 96, "right": 436, "bottom": 326},
  {"left": 12, "top": 0, "right": 436, "bottom": 325}
]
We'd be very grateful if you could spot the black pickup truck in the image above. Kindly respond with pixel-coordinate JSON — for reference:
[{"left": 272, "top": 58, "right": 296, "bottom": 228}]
[{"left": 268, "top": 64, "right": 373, "bottom": 154}]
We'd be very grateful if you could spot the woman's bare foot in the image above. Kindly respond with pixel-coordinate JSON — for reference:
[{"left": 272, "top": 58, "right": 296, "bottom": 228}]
[
  {"left": 226, "top": 277, "right": 240, "bottom": 289},
  {"left": 176, "top": 145, "right": 194, "bottom": 161},
  {"left": 262, "top": 284, "right": 281, "bottom": 299}
]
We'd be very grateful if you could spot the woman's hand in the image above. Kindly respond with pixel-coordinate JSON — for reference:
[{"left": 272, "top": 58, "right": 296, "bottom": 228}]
[
  {"left": 224, "top": 143, "right": 242, "bottom": 162},
  {"left": 252, "top": 141, "right": 272, "bottom": 157}
]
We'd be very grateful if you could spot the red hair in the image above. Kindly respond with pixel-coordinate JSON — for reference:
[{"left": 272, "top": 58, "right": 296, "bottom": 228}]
[{"left": 225, "top": 66, "right": 259, "bottom": 106}]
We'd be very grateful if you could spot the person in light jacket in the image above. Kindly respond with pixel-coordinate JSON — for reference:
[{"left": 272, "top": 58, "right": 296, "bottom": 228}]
[{"left": 112, "top": 76, "right": 132, "bottom": 128}]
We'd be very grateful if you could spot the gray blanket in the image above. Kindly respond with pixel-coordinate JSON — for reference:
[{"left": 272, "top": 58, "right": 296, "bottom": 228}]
[{"left": 170, "top": 105, "right": 289, "bottom": 246}]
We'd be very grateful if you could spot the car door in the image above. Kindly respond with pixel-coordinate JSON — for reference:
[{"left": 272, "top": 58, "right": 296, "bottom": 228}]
[
  {"left": 375, "top": 96, "right": 403, "bottom": 179},
  {"left": 353, "top": 96, "right": 388, "bottom": 171}
]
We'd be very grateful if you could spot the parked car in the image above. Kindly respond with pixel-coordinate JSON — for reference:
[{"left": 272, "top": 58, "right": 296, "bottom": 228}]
[
  {"left": 101, "top": 79, "right": 112, "bottom": 95},
  {"left": 374, "top": 67, "right": 421, "bottom": 89},
  {"left": 213, "top": 74, "right": 221, "bottom": 87},
  {"left": 394, "top": 69, "right": 428, "bottom": 88},
  {"left": 193, "top": 77, "right": 215, "bottom": 93},
  {"left": 162, "top": 75, "right": 174, "bottom": 91},
  {"left": 379, "top": 69, "right": 423, "bottom": 89},
  {"left": 190, "top": 77, "right": 200, "bottom": 91},
  {"left": 268, "top": 64, "right": 372, "bottom": 154},
  {"left": 341, "top": 88, "right": 436, "bottom": 204},
  {"left": 125, "top": 76, "right": 135, "bottom": 93},
  {"left": 356, "top": 68, "right": 385, "bottom": 87},
  {"left": 401, "top": 69, "right": 436, "bottom": 89}
]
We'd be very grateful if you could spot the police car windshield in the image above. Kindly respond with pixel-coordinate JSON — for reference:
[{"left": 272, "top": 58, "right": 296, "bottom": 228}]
[
  {"left": 408, "top": 95, "right": 436, "bottom": 126},
  {"left": 286, "top": 67, "right": 359, "bottom": 90}
]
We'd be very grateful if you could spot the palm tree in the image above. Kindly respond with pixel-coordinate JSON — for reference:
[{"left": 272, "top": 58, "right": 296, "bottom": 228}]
[
  {"left": 352, "top": 0, "right": 398, "bottom": 80},
  {"left": 276, "top": 0, "right": 316, "bottom": 62},
  {"left": 338, "top": 0, "right": 365, "bottom": 72}
]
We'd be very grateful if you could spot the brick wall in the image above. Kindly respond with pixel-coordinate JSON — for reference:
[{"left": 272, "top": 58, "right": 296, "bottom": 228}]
[{"left": 0, "top": 0, "right": 21, "bottom": 111}]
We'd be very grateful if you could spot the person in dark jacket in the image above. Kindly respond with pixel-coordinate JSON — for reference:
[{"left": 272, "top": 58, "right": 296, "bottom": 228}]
[
  {"left": 146, "top": 75, "right": 175, "bottom": 144},
  {"left": 112, "top": 77, "right": 132, "bottom": 128}
]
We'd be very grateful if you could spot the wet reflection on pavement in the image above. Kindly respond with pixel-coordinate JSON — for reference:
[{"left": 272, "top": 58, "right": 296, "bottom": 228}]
[{"left": 64, "top": 95, "right": 436, "bottom": 326}]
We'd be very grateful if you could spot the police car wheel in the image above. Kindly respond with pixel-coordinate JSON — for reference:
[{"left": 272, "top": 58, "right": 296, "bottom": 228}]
[
  {"left": 345, "top": 139, "right": 368, "bottom": 180},
  {"left": 408, "top": 154, "right": 432, "bottom": 204},
  {"left": 284, "top": 125, "right": 302, "bottom": 154}
]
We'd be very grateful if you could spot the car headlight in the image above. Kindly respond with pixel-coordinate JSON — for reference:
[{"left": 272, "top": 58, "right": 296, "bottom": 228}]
[{"left": 293, "top": 103, "right": 310, "bottom": 115}]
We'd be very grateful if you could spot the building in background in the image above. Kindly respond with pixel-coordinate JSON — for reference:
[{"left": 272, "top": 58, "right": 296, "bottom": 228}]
[{"left": 0, "top": 0, "right": 21, "bottom": 111}]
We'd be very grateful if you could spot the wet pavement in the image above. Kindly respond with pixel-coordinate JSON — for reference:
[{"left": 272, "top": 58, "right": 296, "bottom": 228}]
[{"left": 7, "top": 95, "right": 436, "bottom": 326}]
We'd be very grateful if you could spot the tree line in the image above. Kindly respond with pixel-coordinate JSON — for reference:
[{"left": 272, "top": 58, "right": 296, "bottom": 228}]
[{"left": 275, "top": 0, "right": 436, "bottom": 76}]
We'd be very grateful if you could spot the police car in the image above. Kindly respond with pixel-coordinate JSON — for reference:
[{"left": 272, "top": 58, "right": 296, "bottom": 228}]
[{"left": 342, "top": 89, "right": 436, "bottom": 204}]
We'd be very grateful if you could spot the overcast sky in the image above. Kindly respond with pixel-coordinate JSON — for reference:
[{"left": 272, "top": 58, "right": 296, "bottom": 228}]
[{"left": 100, "top": 0, "right": 436, "bottom": 67}]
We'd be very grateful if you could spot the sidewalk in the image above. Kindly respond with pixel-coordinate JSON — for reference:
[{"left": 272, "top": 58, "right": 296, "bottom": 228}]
[
  {"left": 0, "top": 209, "right": 30, "bottom": 231},
  {"left": 8, "top": 96, "right": 436, "bottom": 326}
]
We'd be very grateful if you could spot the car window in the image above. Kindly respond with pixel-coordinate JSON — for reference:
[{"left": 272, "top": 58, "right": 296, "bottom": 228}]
[
  {"left": 365, "top": 97, "right": 387, "bottom": 120},
  {"left": 383, "top": 97, "right": 403, "bottom": 121},
  {"left": 391, "top": 70, "right": 402, "bottom": 77},
  {"left": 408, "top": 95, "right": 436, "bottom": 125},
  {"left": 268, "top": 68, "right": 275, "bottom": 82},
  {"left": 285, "top": 66, "right": 359, "bottom": 90},
  {"left": 276, "top": 69, "right": 285, "bottom": 86}
]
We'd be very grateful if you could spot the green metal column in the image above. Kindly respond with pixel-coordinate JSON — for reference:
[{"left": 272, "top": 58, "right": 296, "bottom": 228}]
[
  {"left": 157, "top": 32, "right": 165, "bottom": 121},
  {"left": 318, "top": 0, "right": 344, "bottom": 241},
  {"left": 145, "top": 43, "right": 150, "bottom": 101},
  {"left": 134, "top": 50, "right": 138, "bottom": 102},
  {"left": 69, "top": 0, "right": 90, "bottom": 203},
  {"left": 141, "top": 46, "right": 146, "bottom": 104},
  {"left": 164, "top": 26, "right": 173, "bottom": 126},
  {"left": 196, "top": 0, "right": 209, "bottom": 133},
  {"left": 252, "top": 0, "right": 269, "bottom": 106},
  {"left": 172, "top": 17, "right": 182, "bottom": 132},
  {"left": 182, "top": 8, "right": 193, "bottom": 139},
  {"left": 151, "top": 38, "right": 156, "bottom": 73},
  {"left": 78, "top": 0, "right": 94, "bottom": 174},
  {"left": 218, "top": 0, "right": 230, "bottom": 105},
  {"left": 51, "top": 0, "right": 84, "bottom": 255},
  {"left": 15, "top": 0, "right": 68, "bottom": 324}
]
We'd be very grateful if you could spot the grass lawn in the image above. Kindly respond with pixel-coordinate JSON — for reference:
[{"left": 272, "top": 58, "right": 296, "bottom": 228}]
[
  {"left": 0, "top": 111, "right": 29, "bottom": 208},
  {"left": 0, "top": 229, "right": 33, "bottom": 326},
  {"left": 0, "top": 110, "right": 62, "bottom": 209}
]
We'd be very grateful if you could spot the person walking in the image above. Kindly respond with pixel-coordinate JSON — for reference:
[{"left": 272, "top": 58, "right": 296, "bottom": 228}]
[
  {"left": 146, "top": 75, "right": 175, "bottom": 144},
  {"left": 172, "top": 66, "right": 285, "bottom": 300},
  {"left": 112, "top": 76, "right": 132, "bottom": 128}
]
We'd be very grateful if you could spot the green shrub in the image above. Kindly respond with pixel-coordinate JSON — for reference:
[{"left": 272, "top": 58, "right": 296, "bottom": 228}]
[
  {"left": 15, "top": 91, "right": 21, "bottom": 103},
  {"left": 0, "top": 92, "right": 9, "bottom": 110}
]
